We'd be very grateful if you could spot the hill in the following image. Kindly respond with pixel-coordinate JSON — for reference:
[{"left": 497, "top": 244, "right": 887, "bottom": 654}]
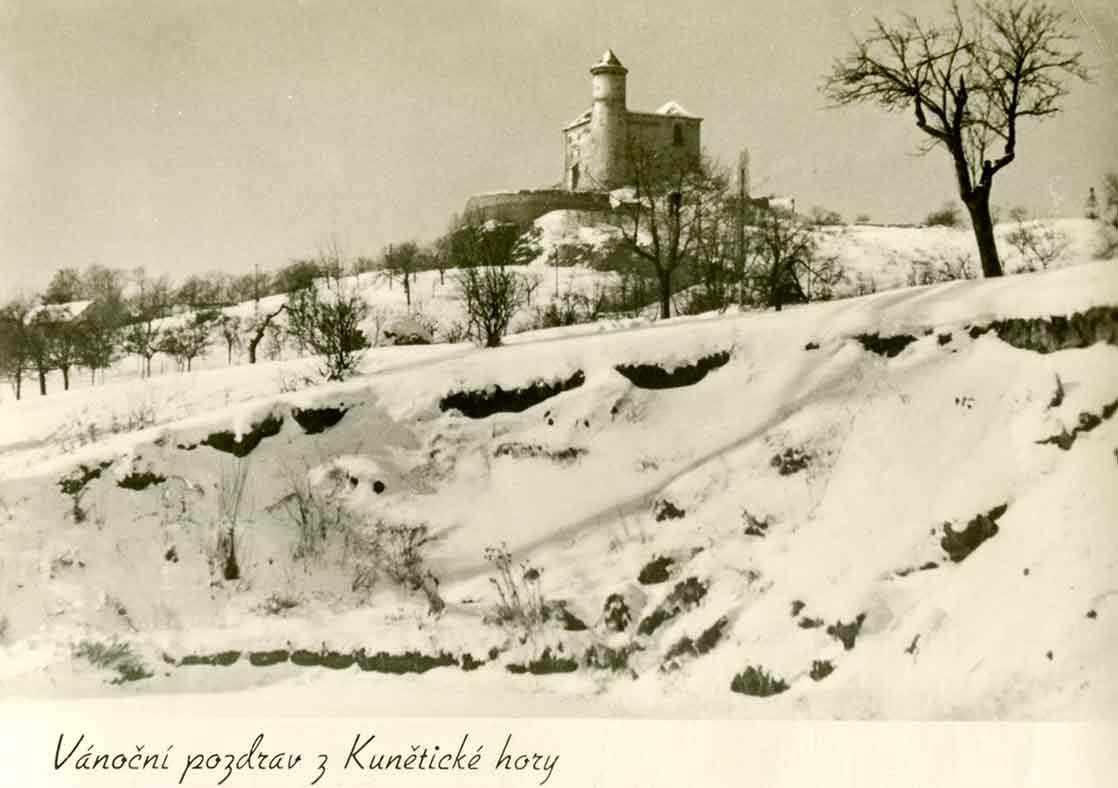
[{"left": 0, "top": 244, "right": 1115, "bottom": 719}]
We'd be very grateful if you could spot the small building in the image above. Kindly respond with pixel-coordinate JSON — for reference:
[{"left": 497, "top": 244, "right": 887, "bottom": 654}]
[{"left": 562, "top": 49, "right": 702, "bottom": 191}]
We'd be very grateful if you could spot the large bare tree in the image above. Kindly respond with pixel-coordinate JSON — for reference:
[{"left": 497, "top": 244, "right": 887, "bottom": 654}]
[
  {"left": 822, "top": 0, "right": 1086, "bottom": 277},
  {"left": 615, "top": 137, "right": 727, "bottom": 318}
]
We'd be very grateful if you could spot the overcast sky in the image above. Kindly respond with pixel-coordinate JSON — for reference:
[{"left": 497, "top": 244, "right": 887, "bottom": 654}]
[{"left": 2, "top": 0, "right": 1115, "bottom": 295}]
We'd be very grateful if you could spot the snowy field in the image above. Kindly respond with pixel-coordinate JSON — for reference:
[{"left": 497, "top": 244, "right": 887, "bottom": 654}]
[{"left": 0, "top": 220, "right": 1116, "bottom": 720}]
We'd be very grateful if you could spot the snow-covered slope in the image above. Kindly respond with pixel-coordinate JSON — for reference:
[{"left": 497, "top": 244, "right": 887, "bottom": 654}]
[{"left": 1, "top": 254, "right": 1115, "bottom": 719}]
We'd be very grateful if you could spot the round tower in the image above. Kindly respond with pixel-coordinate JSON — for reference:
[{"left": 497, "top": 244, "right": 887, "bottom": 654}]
[{"left": 588, "top": 49, "right": 628, "bottom": 190}]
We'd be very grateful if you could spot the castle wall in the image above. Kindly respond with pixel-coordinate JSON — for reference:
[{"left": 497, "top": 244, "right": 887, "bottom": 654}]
[
  {"left": 463, "top": 190, "right": 612, "bottom": 226},
  {"left": 627, "top": 113, "right": 702, "bottom": 165}
]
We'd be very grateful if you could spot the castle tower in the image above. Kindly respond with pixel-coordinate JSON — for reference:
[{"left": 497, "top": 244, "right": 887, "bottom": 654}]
[{"left": 587, "top": 49, "right": 628, "bottom": 190}]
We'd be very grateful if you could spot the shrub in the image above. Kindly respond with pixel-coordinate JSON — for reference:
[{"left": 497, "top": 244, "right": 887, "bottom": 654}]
[
  {"left": 214, "top": 458, "right": 251, "bottom": 582},
  {"left": 279, "top": 464, "right": 354, "bottom": 564},
  {"left": 1004, "top": 216, "right": 1069, "bottom": 272},
  {"left": 278, "top": 465, "right": 442, "bottom": 611},
  {"left": 257, "top": 593, "right": 301, "bottom": 615},
  {"left": 367, "top": 521, "right": 444, "bottom": 614},
  {"left": 454, "top": 265, "right": 537, "bottom": 347},
  {"left": 284, "top": 256, "right": 370, "bottom": 381},
  {"left": 730, "top": 665, "right": 789, "bottom": 697},
  {"left": 810, "top": 659, "right": 834, "bottom": 681},
  {"left": 73, "top": 639, "right": 152, "bottom": 684},
  {"left": 924, "top": 203, "right": 962, "bottom": 227},
  {"left": 484, "top": 543, "right": 547, "bottom": 634}
]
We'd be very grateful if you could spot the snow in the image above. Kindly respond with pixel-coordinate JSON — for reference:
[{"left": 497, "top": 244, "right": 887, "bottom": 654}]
[
  {"left": 655, "top": 100, "right": 695, "bottom": 117},
  {"left": 24, "top": 299, "right": 94, "bottom": 323},
  {"left": 0, "top": 222, "right": 1115, "bottom": 720}
]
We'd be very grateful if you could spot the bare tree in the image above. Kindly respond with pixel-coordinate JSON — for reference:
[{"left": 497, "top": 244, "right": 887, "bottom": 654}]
[
  {"left": 688, "top": 195, "right": 738, "bottom": 313},
  {"left": 614, "top": 136, "right": 727, "bottom": 318},
  {"left": 451, "top": 220, "right": 536, "bottom": 347},
  {"left": 245, "top": 304, "right": 286, "bottom": 364},
  {"left": 217, "top": 314, "right": 242, "bottom": 365},
  {"left": 1004, "top": 211, "right": 1068, "bottom": 270},
  {"left": 121, "top": 268, "right": 172, "bottom": 377},
  {"left": 745, "top": 210, "right": 843, "bottom": 311},
  {"left": 38, "top": 309, "right": 81, "bottom": 390},
  {"left": 822, "top": 0, "right": 1087, "bottom": 277},
  {"left": 159, "top": 310, "right": 218, "bottom": 372},
  {"left": 285, "top": 249, "right": 370, "bottom": 380},
  {"left": 380, "top": 241, "right": 421, "bottom": 307},
  {"left": 0, "top": 299, "right": 33, "bottom": 400}
]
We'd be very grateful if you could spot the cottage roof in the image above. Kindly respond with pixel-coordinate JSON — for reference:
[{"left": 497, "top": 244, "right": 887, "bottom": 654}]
[{"left": 25, "top": 299, "right": 93, "bottom": 324}]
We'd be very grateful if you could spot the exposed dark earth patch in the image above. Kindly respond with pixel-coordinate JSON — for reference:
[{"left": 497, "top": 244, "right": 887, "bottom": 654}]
[
  {"left": 493, "top": 442, "right": 587, "bottom": 463},
  {"left": 968, "top": 305, "right": 1118, "bottom": 354},
  {"left": 730, "top": 665, "right": 789, "bottom": 697},
  {"left": 355, "top": 650, "right": 460, "bottom": 674},
  {"left": 614, "top": 350, "right": 731, "bottom": 390},
  {"left": 248, "top": 649, "right": 290, "bottom": 667},
  {"left": 661, "top": 616, "right": 729, "bottom": 672},
  {"left": 804, "top": 342, "right": 820, "bottom": 351},
  {"left": 638, "top": 555, "right": 675, "bottom": 585},
  {"left": 116, "top": 471, "right": 167, "bottom": 490},
  {"left": 1036, "top": 399, "right": 1118, "bottom": 450},
  {"left": 894, "top": 561, "right": 940, "bottom": 578},
  {"left": 827, "top": 613, "right": 867, "bottom": 650},
  {"left": 653, "top": 499, "right": 686, "bottom": 522},
  {"left": 938, "top": 333, "right": 953, "bottom": 346},
  {"left": 290, "top": 405, "right": 349, "bottom": 435},
  {"left": 637, "top": 577, "right": 708, "bottom": 636},
  {"left": 58, "top": 461, "right": 112, "bottom": 497},
  {"left": 771, "top": 447, "right": 812, "bottom": 475},
  {"left": 506, "top": 647, "right": 578, "bottom": 675},
  {"left": 551, "top": 602, "right": 589, "bottom": 632},
  {"left": 583, "top": 644, "right": 638, "bottom": 673},
  {"left": 941, "top": 503, "right": 1008, "bottom": 563},
  {"left": 743, "top": 509, "right": 771, "bottom": 536},
  {"left": 855, "top": 333, "right": 917, "bottom": 358},
  {"left": 602, "top": 593, "right": 633, "bottom": 632},
  {"left": 439, "top": 371, "right": 586, "bottom": 419},
  {"left": 198, "top": 414, "right": 284, "bottom": 457},
  {"left": 810, "top": 659, "right": 835, "bottom": 681},
  {"left": 175, "top": 647, "right": 474, "bottom": 674},
  {"left": 179, "top": 650, "right": 242, "bottom": 667}
]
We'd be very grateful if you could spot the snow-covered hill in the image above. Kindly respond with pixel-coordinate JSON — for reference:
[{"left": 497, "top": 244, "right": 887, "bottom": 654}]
[{"left": 1, "top": 251, "right": 1115, "bottom": 719}]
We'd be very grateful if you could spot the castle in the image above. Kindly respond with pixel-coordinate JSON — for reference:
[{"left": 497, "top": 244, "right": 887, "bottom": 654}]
[
  {"left": 464, "top": 50, "right": 702, "bottom": 224},
  {"left": 562, "top": 49, "right": 702, "bottom": 191}
]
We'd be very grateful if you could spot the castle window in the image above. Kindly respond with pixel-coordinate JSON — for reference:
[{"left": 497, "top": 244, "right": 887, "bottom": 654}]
[
  {"left": 672, "top": 124, "right": 683, "bottom": 146},
  {"left": 571, "top": 163, "right": 580, "bottom": 190}
]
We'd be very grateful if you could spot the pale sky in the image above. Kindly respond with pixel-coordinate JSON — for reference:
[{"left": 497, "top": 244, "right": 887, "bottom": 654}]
[{"left": 2, "top": 0, "right": 1116, "bottom": 295}]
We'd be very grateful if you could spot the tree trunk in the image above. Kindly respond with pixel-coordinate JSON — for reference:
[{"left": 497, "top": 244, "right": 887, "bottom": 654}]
[
  {"left": 38, "top": 368, "right": 47, "bottom": 395},
  {"left": 61, "top": 366, "right": 70, "bottom": 390},
  {"left": 657, "top": 270, "right": 672, "bottom": 319},
  {"left": 964, "top": 193, "right": 1004, "bottom": 278}
]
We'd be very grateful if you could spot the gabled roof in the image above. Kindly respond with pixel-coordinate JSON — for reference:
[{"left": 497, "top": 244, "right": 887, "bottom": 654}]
[
  {"left": 655, "top": 100, "right": 696, "bottom": 118},
  {"left": 25, "top": 299, "right": 93, "bottom": 324}
]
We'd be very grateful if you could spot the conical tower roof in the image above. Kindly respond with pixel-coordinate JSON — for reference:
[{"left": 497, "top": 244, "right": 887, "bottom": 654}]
[{"left": 591, "top": 48, "right": 627, "bottom": 74}]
